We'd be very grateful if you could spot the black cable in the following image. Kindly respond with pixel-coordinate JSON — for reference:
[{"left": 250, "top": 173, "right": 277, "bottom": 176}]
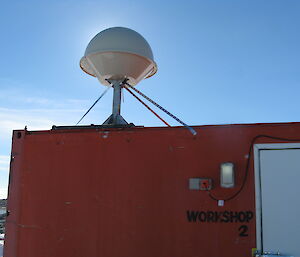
[
  {"left": 209, "top": 134, "right": 300, "bottom": 202},
  {"left": 123, "top": 81, "right": 197, "bottom": 136},
  {"left": 124, "top": 86, "right": 171, "bottom": 127},
  {"left": 76, "top": 86, "right": 111, "bottom": 125}
]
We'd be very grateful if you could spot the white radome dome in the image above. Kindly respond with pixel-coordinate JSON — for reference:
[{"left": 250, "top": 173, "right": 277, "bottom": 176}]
[{"left": 80, "top": 27, "right": 157, "bottom": 86}]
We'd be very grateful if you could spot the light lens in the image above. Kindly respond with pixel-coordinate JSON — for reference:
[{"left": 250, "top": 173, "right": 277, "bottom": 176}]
[{"left": 220, "top": 162, "right": 235, "bottom": 188}]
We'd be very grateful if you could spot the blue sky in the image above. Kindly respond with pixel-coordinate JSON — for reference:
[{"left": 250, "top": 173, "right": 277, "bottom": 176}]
[{"left": 0, "top": 0, "right": 300, "bottom": 198}]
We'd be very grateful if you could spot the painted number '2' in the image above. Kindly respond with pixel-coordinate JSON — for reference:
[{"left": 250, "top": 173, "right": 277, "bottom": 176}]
[{"left": 238, "top": 225, "right": 248, "bottom": 237}]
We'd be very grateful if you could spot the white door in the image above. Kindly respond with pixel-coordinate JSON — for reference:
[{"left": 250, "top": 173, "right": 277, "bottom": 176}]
[{"left": 254, "top": 144, "right": 300, "bottom": 257}]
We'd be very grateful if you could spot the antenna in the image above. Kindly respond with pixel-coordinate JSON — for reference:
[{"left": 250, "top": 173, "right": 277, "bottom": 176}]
[
  {"left": 80, "top": 27, "right": 157, "bottom": 125},
  {"left": 78, "top": 27, "right": 196, "bottom": 135}
]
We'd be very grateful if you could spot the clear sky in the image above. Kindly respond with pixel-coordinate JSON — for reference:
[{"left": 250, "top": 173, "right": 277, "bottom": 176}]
[{"left": 0, "top": 0, "right": 300, "bottom": 198}]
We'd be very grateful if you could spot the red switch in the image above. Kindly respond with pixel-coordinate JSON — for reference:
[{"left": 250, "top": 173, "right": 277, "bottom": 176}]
[{"left": 199, "top": 179, "right": 212, "bottom": 190}]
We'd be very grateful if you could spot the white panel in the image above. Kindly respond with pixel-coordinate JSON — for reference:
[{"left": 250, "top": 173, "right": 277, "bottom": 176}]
[
  {"left": 189, "top": 178, "right": 201, "bottom": 190},
  {"left": 258, "top": 148, "right": 300, "bottom": 256}
]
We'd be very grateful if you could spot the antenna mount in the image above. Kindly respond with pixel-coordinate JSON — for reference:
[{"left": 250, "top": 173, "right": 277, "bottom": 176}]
[{"left": 102, "top": 80, "right": 128, "bottom": 125}]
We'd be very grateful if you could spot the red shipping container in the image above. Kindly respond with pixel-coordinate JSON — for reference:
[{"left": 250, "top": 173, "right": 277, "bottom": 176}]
[{"left": 4, "top": 122, "right": 300, "bottom": 257}]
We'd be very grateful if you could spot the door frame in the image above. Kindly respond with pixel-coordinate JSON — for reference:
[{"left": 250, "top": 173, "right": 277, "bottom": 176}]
[{"left": 253, "top": 143, "right": 300, "bottom": 252}]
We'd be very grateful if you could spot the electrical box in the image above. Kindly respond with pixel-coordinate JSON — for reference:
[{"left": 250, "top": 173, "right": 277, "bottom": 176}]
[{"left": 189, "top": 178, "right": 212, "bottom": 190}]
